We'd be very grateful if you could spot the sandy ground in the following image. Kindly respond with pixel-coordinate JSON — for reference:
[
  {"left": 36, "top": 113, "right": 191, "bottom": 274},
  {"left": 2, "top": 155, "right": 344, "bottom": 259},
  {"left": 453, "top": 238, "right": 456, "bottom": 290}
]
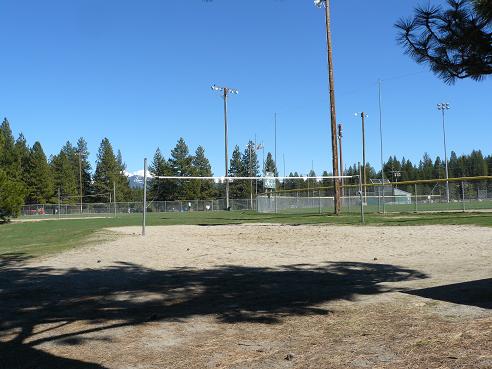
[{"left": 1, "top": 224, "right": 491, "bottom": 369}]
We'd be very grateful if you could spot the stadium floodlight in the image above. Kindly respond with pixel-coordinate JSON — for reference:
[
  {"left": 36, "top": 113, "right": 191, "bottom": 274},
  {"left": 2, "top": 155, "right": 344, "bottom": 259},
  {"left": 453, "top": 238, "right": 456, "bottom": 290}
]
[
  {"left": 211, "top": 84, "right": 240, "bottom": 210},
  {"left": 437, "top": 102, "right": 451, "bottom": 203},
  {"left": 314, "top": 0, "right": 325, "bottom": 8}
]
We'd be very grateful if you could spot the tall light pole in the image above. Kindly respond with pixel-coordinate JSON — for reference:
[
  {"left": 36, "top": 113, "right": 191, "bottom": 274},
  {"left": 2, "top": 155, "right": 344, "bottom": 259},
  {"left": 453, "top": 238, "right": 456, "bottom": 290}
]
[
  {"left": 355, "top": 112, "right": 367, "bottom": 202},
  {"left": 315, "top": 0, "right": 341, "bottom": 215},
  {"left": 212, "top": 84, "right": 239, "bottom": 210},
  {"left": 378, "top": 79, "right": 385, "bottom": 214},
  {"left": 274, "top": 113, "right": 277, "bottom": 167},
  {"left": 254, "top": 140, "right": 264, "bottom": 196},
  {"left": 437, "top": 103, "right": 451, "bottom": 203}
]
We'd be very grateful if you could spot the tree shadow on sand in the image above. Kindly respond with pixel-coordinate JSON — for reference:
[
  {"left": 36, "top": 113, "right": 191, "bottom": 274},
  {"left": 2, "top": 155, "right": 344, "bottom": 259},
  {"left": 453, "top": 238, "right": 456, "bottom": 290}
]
[{"left": 0, "top": 253, "right": 428, "bottom": 368}]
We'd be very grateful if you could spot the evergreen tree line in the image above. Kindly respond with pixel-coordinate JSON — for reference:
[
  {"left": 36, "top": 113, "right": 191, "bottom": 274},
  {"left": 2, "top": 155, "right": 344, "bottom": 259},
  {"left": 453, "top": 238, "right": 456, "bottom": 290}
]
[
  {"left": 149, "top": 139, "right": 279, "bottom": 201},
  {"left": 283, "top": 151, "right": 492, "bottom": 198},
  {"left": 0, "top": 118, "right": 132, "bottom": 219},
  {"left": 2, "top": 116, "right": 492, "bottom": 218}
]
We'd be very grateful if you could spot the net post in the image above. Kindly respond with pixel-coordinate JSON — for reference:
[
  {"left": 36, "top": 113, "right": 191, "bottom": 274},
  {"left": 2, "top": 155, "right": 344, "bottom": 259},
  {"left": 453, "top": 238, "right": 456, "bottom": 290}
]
[
  {"left": 142, "top": 158, "right": 147, "bottom": 236},
  {"left": 359, "top": 163, "right": 365, "bottom": 224},
  {"left": 113, "top": 182, "right": 117, "bottom": 218}
]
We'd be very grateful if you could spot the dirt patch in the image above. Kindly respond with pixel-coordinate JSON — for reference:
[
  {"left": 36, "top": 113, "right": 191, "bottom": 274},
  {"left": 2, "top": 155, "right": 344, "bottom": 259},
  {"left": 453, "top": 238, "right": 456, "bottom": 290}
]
[
  {"left": 12, "top": 216, "right": 111, "bottom": 223},
  {"left": 1, "top": 224, "right": 491, "bottom": 368}
]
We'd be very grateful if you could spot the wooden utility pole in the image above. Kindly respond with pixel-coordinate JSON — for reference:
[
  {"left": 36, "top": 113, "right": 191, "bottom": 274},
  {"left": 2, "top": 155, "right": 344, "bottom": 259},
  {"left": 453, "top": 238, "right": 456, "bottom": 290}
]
[{"left": 323, "top": 0, "right": 341, "bottom": 214}]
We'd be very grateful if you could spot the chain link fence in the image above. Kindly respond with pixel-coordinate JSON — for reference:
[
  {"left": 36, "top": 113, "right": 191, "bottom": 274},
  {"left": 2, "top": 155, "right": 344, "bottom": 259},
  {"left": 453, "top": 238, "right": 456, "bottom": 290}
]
[
  {"left": 257, "top": 178, "right": 492, "bottom": 214},
  {"left": 20, "top": 198, "right": 255, "bottom": 217},
  {"left": 19, "top": 178, "right": 492, "bottom": 217}
]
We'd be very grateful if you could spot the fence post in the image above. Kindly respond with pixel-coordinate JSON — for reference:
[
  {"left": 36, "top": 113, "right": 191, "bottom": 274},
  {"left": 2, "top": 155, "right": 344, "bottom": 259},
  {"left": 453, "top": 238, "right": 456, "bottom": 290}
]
[
  {"left": 414, "top": 183, "right": 418, "bottom": 213},
  {"left": 462, "top": 181, "right": 466, "bottom": 212},
  {"left": 319, "top": 190, "right": 322, "bottom": 214},
  {"left": 378, "top": 184, "right": 381, "bottom": 213}
]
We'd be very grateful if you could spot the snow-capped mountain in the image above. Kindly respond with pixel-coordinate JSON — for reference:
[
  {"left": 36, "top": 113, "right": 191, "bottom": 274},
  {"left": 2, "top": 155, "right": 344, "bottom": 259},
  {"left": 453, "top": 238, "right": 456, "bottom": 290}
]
[
  {"left": 125, "top": 170, "right": 150, "bottom": 189},
  {"left": 128, "top": 175, "right": 145, "bottom": 189}
]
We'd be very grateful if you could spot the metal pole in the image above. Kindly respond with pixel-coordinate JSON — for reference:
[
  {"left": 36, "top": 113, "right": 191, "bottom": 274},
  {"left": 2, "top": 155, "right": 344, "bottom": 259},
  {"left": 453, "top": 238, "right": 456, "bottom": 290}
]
[
  {"left": 249, "top": 144, "right": 253, "bottom": 209},
  {"left": 319, "top": 190, "right": 322, "bottom": 214},
  {"left": 224, "top": 89, "right": 230, "bottom": 210},
  {"left": 113, "top": 182, "right": 116, "bottom": 218},
  {"left": 58, "top": 188, "right": 61, "bottom": 219},
  {"left": 262, "top": 145, "right": 265, "bottom": 175},
  {"left": 361, "top": 112, "right": 367, "bottom": 204},
  {"left": 378, "top": 80, "right": 386, "bottom": 214},
  {"left": 79, "top": 151, "right": 83, "bottom": 214},
  {"left": 255, "top": 135, "right": 258, "bottom": 196},
  {"left": 442, "top": 109, "right": 450, "bottom": 203},
  {"left": 283, "top": 153, "right": 286, "bottom": 189},
  {"left": 274, "top": 113, "right": 277, "bottom": 171},
  {"left": 322, "top": 0, "right": 341, "bottom": 215},
  {"left": 142, "top": 158, "right": 147, "bottom": 236},
  {"left": 359, "top": 162, "right": 364, "bottom": 224},
  {"left": 414, "top": 183, "right": 418, "bottom": 213}
]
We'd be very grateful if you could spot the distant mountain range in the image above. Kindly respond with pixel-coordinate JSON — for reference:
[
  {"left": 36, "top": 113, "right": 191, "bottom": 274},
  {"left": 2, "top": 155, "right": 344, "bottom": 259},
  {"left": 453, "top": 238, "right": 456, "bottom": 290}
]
[{"left": 128, "top": 174, "right": 145, "bottom": 189}]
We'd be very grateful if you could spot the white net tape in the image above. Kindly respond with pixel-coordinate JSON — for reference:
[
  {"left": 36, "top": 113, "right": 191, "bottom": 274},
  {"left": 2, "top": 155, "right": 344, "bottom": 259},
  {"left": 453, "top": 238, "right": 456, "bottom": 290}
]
[{"left": 152, "top": 175, "right": 354, "bottom": 181}]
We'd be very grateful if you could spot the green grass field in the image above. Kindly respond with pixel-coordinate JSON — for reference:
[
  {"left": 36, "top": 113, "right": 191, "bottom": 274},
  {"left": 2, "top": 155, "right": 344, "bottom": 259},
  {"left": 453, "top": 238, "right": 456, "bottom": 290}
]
[{"left": 1, "top": 210, "right": 492, "bottom": 258}]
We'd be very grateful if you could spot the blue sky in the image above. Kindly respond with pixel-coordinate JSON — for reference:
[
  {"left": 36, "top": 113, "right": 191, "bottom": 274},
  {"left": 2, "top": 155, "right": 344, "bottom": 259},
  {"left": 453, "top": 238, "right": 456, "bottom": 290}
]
[{"left": 1, "top": 0, "right": 491, "bottom": 176}]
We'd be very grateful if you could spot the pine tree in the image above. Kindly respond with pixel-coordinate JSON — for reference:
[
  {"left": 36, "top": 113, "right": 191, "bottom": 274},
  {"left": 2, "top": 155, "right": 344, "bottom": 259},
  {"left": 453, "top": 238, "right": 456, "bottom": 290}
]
[
  {"left": 93, "top": 138, "right": 130, "bottom": 202},
  {"left": 264, "top": 152, "right": 277, "bottom": 175},
  {"left": 396, "top": 0, "right": 492, "bottom": 83},
  {"left": 321, "top": 170, "right": 332, "bottom": 190},
  {"left": 433, "top": 157, "right": 445, "bottom": 179},
  {"left": 0, "top": 118, "right": 21, "bottom": 180},
  {"left": 284, "top": 172, "right": 296, "bottom": 191},
  {"left": 0, "top": 169, "right": 25, "bottom": 221},
  {"left": 75, "top": 137, "right": 93, "bottom": 201},
  {"left": 307, "top": 169, "right": 317, "bottom": 195},
  {"left": 469, "top": 150, "right": 488, "bottom": 176},
  {"left": 15, "top": 134, "right": 30, "bottom": 201},
  {"left": 168, "top": 138, "right": 196, "bottom": 200},
  {"left": 192, "top": 146, "right": 216, "bottom": 199},
  {"left": 149, "top": 148, "right": 174, "bottom": 201},
  {"left": 229, "top": 145, "right": 247, "bottom": 198},
  {"left": 240, "top": 141, "right": 260, "bottom": 198},
  {"left": 51, "top": 151, "right": 79, "bottom": 203},
  {"left": 115, "top": 149, "right": 131, "bottom": 201},
  {"left": 448, "top": 151, "right": 460, "bottom": 178},
  {"left": 26, "top": 142, "right": 54, "bottom": 204}
]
